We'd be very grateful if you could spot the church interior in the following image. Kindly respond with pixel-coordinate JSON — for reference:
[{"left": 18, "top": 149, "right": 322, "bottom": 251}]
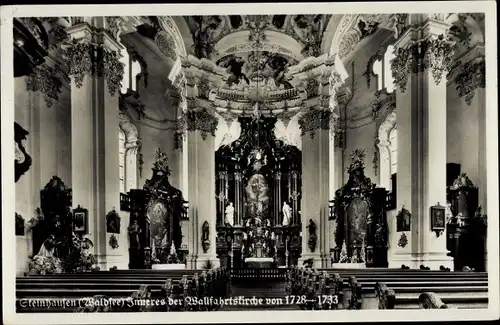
[{"left": 12, "top": 13, "right": 491, "bottom": 311}]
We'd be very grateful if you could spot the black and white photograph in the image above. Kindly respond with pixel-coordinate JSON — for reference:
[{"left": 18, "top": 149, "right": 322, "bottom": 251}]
[{"left": 1, "top": 1, "right": 498, "bottom": 324}]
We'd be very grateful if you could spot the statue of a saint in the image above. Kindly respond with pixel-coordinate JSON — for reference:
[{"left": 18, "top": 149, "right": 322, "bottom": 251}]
[
  {"left": 225, "top": 202, "right": 235, "bottom": 226},
  {"left": 282, "top": 202, "right": 291, "bottom": 226},
  {"left": 128, "top": 220, "right": 142, "bottom": 248},
  {"left": 28, "top": 234, "right": 63, "bottom": 275},
  {"left": 202, "top": 221, "right": 210, "bottom": 242}
]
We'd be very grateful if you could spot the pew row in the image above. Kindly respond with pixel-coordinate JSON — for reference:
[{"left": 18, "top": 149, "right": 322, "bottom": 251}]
[
  {"left": 287, "top": 267, "right": 488, "bottom": 310},
  {"left": 16, "top": 268, "right": 231, "bottom": 313}
]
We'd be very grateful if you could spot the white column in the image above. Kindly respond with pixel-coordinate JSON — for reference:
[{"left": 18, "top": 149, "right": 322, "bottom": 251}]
[
  {"left": 65, "top": 20, "right": 123, "bottom": 269},
  {"left": 186, "top": 115, "right": 220, "bottom": 269},
  {"left": 391, "top": 15, "right": 454, "bottom": 269},
  {"left": 298, "top": 119, "right": 330, "bottom": 268}
]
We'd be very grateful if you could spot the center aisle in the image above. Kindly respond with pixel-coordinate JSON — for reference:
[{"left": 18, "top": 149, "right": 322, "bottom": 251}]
[{"left": 220, "top": 280, "right": 301, "bottom": 311}]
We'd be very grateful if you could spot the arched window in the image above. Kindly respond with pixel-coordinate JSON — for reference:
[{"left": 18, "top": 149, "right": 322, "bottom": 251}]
[
  {"left": 373, "top": 45, "right": 396, "bottom": 92},
  {"left": 389, "top": 127, "right": 397, "bottom": 175},
  {"left": 118, "top": 129, "right": 126, "bottom": 193},
  {"left": 377, "top": 111, "right": 397, "bottom": 191},
  {"left": 120, "top": 49, "right": 142, "bottom": 94},
  {"left": 119, "top": 113, "right": 140, "bottom": 194}
]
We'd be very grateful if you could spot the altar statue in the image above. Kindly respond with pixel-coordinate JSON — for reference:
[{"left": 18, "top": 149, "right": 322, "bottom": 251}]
[
  {"left": 282, "top": 201, "right": 291, "bottom": 226},
  {"left": 28, "top": 234, "right": 63, "bottom": 275},
  {"left": 128, "top": 220, "right": 142, "bottom": 248},
  {"left": 225, "top": 202, "right": 235, "bottom": 226}
]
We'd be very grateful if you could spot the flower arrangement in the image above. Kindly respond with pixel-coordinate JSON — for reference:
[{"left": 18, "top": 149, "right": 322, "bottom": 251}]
[
  {"left": 109, "top": 234, "right": 119, "bottom": 249},
  {"left": 28, "top": 255, "right": 64, "bottom": 275},
  {"left": 450, "top": 173, "right": 475, "bottom": 190},
  {"left": 338, "top": 241, "right": 349, "bottom": 263},
  {"left": 61, "top": 233, "right": 97, "bottom": 272}
]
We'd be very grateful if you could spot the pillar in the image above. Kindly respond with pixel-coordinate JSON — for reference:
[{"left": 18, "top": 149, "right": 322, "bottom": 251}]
[
  {"left": 452, "top": 46, "right": 486, "bottom": 269},
  {"left": 391, "top": 15, "right": 454, "bottom": 269},
  {"left": 217, "top": 170, "right": 227, "bottom": 226},
  {"left": 185, "top": 108, "right": 220, "bottom": 269},
  {"left": 297, "top": 114, "right": 331, "bottom": 268},
  {"left": 64, "top": 19, "right": 124, "bottom": 268},
  {"left": 234, "top": 168, "right": 243, "bottom": 226},
  {"left": 274, "top": 171, "right": 282, "bottom": 226}
]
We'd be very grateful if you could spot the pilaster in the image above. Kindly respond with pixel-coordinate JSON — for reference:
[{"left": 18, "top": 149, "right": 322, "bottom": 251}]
[
  {"left": 184, "top": 107, "right": 220, "bottom": 269},
  {"left": 297, "top": 103, "right": 333, "bottom": 267},
  {"left": 63, "top": 19, "right": 124, "bottom": 268},
  {"left": 390, "top": 15, "right": 454, "bottom": 269}
]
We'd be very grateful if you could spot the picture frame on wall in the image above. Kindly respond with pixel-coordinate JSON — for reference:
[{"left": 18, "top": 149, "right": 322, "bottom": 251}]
[
  {"left": 73, "top": 205, "right": 88, "bottom": 234},
  {"left": 430, "top": 203, "right": 446, "bottom": 237}
]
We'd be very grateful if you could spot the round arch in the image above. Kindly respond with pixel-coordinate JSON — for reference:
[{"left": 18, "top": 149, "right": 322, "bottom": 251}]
[
  {"left": 119, "top": 112, "right": 140, "bottom": 192},
  {"left": 377, "top": 111, "right": 396, "bottom": 190}
]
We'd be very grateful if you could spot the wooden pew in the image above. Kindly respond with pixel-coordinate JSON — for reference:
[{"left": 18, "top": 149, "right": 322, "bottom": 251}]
[
  {"left": 17, "top": 268, "right": 230, "bottom": 313},
  {"left": 160, "top": 268, "right": 230, "bottom": 312},
  {"left": 375, "top": 282, "right": 396, "bottom": 309},
  {"left": 419, "top": 292, "right": 456, "bottom": 309},
  {"left": 347, "top": 276, "right": 363, "bottom": 309},
  {"left": 286, "top": 267, "right": 343, "bottom": 310}
]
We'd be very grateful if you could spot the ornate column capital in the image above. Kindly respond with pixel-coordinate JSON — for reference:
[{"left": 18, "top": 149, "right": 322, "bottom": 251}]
[
  {"left": 391, "top": 33, "right": 454, "bottom": 92},
  {"left": 178, "top": 108, "right": 219, "bottom": 140},
  {"left": 25, "top": 63, "right": 63, "bottom": 107},
  {"left": 454, "top": 56, "right": 485, "bottom": 105},
  {"left": 62, "top": 24, "right": 124, "bottom": 97},
  {"left": 298, "top": 108, "right": 332, "bottom": 139}
]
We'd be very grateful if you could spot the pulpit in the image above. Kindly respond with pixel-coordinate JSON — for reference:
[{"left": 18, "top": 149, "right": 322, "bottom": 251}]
[{"left": 446, "top": 173, "right": 486, "bottom": 271}]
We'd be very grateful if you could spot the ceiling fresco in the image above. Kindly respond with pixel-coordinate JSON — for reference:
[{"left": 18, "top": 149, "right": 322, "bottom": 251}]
[
  {"left": 215, "top": 51, "right": 296, "bottom": 88},
  {"left": 184, "top": 15, "right": 331, "bottom": 60}
]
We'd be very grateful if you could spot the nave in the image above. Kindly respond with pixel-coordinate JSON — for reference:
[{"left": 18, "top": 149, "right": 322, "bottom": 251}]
[{"left": 16, "top": 267, "right": 488, "bottom": 313}]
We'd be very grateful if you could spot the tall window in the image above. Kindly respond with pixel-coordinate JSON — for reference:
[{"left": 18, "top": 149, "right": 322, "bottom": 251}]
[
  {"left": 373, "top": 45, "right": 396, "bottom": 93},
  {"left": 119, "top": 129, "right": 126, "bottom": 193},
  {"left": 120, "top": 49, "right": 142, "bottom": 94},
  {"left": 389, "top": 127, "right": 397, "bottom": 175}
]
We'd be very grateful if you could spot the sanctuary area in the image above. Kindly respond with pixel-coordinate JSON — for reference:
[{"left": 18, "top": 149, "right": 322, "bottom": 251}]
[{"left": 12, "top": 13, "right": 490, "bottom": 311}]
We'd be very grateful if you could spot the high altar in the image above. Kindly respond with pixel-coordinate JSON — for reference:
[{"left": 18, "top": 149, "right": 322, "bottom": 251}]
[{"left": 215, "top": 117, "right": 302, "bottom": 268}]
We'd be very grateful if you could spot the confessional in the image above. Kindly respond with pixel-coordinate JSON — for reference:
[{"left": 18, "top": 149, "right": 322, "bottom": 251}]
[
  {"left": 332, "top": 150, "right": 389, "bottom": 267},
  {"left": 32, "top": 176, "right": 73, "bottom": 259},
  {"left": 215, "top": 117, "right": 302, "bottom": 269},
  {"left": 445, "top": 167, "right": 486, "bottom": 271}
]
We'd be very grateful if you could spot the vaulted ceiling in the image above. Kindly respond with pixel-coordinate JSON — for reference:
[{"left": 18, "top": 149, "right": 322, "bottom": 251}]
[{"left": 121, "top": 14, "right": 396, "bottom": 122}]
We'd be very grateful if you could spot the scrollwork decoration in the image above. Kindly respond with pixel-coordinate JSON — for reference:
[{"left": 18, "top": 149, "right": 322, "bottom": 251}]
[
  {"left": 101, "top": 49, "right": 125, "bottom": 97},
  {"left": 391, "top": 46, "right": 413, "bottom": 93},
  {"left": 363, "top": 50, "right": 383, "bottom": 88},
  {"left": 25, "top": 65, "right": 63, "bottom": 107},
  {"left": 61, "top": 39, "right": 94, "bottom": 88},
  {"left": 391, "top": 34, "right": 454, "bottom": 92},
  {"left": 182, "top": 109, "right": 219, "bottom": 140},
  {"left": 454, "top": 58, "right": 485, "bottom": 105},
  {"left": 425, "top": 34, "right": 455, "bottom": 85},
  {"left": 62, "top": 39, "right": 124, "bottom": 96}
]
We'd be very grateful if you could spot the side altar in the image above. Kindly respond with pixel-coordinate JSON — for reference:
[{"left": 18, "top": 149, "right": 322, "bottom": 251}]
[
  {"left": 120, "top": 149, "right": 189, "bottom": 269},
  {"left": 331, "top": 149, "right": 389, "bottom": 268},
  {"left": 215, "top": 117, "right": 302, "bottom": 268}
]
